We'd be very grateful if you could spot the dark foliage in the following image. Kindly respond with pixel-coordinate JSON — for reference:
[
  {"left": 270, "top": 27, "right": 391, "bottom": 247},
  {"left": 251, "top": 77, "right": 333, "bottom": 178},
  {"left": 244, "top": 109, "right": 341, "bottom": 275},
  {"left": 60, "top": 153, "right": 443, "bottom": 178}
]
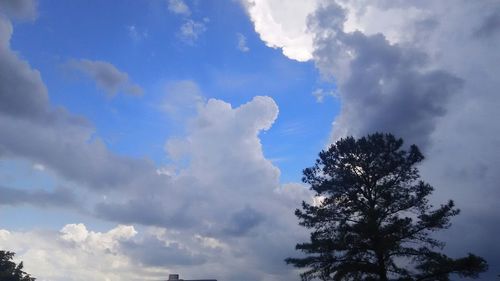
[
  {"left": 286, "top": 133, "right": 487, "bottom": 281},
  {"left": 0, "top": 251, "right": 35, "bottom": 281}
]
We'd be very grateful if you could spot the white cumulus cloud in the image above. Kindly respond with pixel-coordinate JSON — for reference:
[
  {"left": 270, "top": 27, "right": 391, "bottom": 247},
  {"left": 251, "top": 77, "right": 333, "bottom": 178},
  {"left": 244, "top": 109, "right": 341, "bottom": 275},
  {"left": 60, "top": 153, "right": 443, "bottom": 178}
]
[
  {"left": 242, "top": 0, "right": 319, "bottom": 61},
  {"left": 0, "top": 224, "right": 156, "bottom": 281}
]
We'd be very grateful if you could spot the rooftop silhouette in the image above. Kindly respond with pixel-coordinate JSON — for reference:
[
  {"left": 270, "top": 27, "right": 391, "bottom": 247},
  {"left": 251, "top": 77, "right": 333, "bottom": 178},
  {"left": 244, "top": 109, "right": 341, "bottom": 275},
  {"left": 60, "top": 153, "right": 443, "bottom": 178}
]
[{"left": 167, "top": 274, "right": 217, "bottom": 281}]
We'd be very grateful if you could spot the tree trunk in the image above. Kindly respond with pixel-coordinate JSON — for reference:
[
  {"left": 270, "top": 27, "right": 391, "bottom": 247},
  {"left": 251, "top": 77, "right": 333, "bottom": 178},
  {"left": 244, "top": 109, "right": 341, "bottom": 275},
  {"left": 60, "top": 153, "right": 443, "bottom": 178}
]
[{"left": 377, "top": 253, "right": 388, "bottom": 281}]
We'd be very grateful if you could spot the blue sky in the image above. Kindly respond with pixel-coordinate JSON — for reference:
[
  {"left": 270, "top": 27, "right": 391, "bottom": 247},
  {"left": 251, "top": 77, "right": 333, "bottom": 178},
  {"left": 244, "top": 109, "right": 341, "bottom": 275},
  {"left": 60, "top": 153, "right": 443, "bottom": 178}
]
[
  {"left": 0, "top": 0, "right": 499, "bottom": 280},
  {"left": 10, "top": 0, "right": 337, "bottom": 182}
]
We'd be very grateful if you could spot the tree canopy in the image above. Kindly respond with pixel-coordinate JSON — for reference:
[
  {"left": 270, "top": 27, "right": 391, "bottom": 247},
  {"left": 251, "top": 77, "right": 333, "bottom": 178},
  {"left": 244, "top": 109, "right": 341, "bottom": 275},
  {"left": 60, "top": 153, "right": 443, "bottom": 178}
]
[
  {"left": 0, "top": 251, "right": 36, "bottom": 281},
  {"left": 286, "top": 133, "right": 487, "bottom": 281}
]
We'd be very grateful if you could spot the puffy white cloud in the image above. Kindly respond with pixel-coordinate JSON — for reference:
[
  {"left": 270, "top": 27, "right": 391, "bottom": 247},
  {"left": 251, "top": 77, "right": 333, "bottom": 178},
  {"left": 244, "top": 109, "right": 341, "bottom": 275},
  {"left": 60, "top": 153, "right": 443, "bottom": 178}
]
[
  {"left": 242, "top": 0, "right": 319, "bottom": 61},
  {"left": 104, "top": 95, "right": 283, "bottom": 231},
  {"left": 68, "top": 59, "right": 144, "bottom": 96},
  {"left": 172, "top": 96, "right": 279, "bottom": 179},
  {"left": 0, "top": 224, "right": 175, "bottom": 281},
  {"left": 61, "top": 223, "right": 137, "bottom": 247},
  {"left": 96, "top": 95, "right": 313, "bottom": 280}
]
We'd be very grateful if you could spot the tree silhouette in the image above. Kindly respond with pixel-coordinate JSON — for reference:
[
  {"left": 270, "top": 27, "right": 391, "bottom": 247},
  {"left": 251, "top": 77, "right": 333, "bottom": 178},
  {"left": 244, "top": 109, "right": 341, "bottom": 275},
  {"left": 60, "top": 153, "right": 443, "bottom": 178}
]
[
  {"left": 0, "top": 251, "right": 36, "bottom": 281},
  {"left": 286, "top": 133, "right": 487, "bottom": 281}
]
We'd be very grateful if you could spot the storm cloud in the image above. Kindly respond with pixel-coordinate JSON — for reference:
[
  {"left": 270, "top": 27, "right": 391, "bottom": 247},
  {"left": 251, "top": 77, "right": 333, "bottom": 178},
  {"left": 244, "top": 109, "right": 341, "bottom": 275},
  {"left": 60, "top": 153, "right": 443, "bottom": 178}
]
[
  {"left": 310, "top": 2, "right": 463, "bottom": 148},
  {"left": 245, "top": 0, "right": 500, "bottom": 279}
]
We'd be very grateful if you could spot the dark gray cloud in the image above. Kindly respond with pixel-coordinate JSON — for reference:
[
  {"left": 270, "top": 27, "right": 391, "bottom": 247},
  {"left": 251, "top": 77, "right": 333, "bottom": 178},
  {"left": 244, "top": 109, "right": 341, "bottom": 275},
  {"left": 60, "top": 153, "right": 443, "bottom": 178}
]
[
  {"left": 223, "top": 206, "right": 264, "bottom": 236},
  {"left": 310, "top": 3, "right": 462, "bottom": 149},
  {"left": 0, "top": 0, "right": 37, "bottom": 20},
  {"left": 474, "top": 10, "right": 500, "bottom": 39},
  {"left": 0, "top": 185, "right": 78, "bottom": 208},
  {"left": 0, "top": 18, "right": 52, "bottom": 122},
  {"left": 341, "top": 34, "right": 461, "bottom": 148},
  {"left": 308, "top": 1, "right": 500, "bottom": 279},
  {"left": 68, "top": 59, "right": 143, "bottom": 96},
  {"left": 94, "top": 197, "right": 198, "bottom": 229},
  {"left": 0, "top": 117, "right": 159, "bottom": 190}
]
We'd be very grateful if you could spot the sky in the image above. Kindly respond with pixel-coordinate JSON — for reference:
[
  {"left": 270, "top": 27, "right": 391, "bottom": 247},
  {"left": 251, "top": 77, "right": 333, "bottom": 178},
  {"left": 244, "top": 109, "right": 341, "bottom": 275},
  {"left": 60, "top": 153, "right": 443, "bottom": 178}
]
[{"left": 0, "top": 0, "right": 499, "bottom": 280}]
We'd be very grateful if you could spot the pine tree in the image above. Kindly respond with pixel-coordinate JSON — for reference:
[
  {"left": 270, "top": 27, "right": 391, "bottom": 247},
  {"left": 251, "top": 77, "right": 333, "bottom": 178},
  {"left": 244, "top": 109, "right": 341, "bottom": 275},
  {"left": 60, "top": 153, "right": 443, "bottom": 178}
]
[
  {"left": 286, "top": 133, "right": 487, "bottom": 281},
  {"left": 0, "top": 251, "right": 36, "bottom": 281}
]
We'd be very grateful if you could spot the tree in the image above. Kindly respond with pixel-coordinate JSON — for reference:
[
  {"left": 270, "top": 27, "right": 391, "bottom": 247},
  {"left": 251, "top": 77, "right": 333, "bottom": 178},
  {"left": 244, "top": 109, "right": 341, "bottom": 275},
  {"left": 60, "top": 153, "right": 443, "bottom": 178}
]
[
  {"left": 0, "top": 251, "right": 36, "bottom": 281},
  {"left": 286, "top": 133, "right": 487, "bottom": 281}
]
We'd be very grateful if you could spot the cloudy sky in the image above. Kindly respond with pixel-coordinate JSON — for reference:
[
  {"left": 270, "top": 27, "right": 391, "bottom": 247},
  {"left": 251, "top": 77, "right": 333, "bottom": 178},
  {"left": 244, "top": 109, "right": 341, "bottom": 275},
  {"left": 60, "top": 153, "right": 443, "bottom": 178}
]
[{"left": 0, "top": 0, "right": 499, "bottom": 280}]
